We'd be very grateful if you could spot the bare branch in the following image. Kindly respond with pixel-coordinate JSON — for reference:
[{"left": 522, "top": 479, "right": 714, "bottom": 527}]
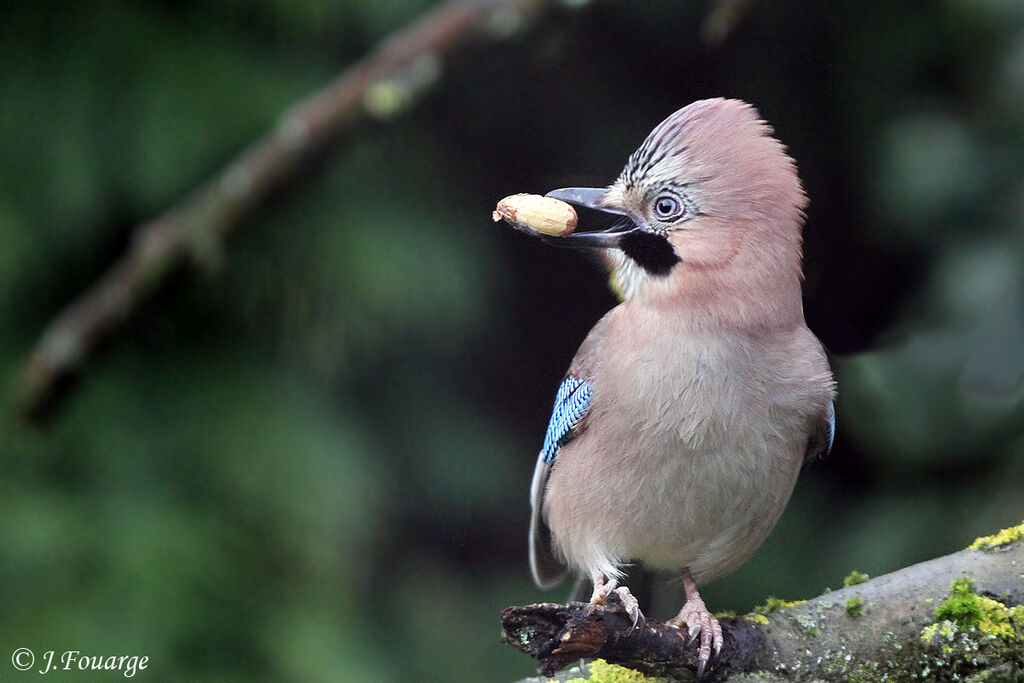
[
  {"left": 15, "top": 0, "right": 559, "bottom": 423},
  {"left": 502, "top": 539, "right": 1024, "bottom": 681}
]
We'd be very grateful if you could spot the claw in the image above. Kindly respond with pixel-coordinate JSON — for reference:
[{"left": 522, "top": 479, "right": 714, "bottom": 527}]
[
  {"left": 667, "top": 568, "right": 725, "bottom": 679},
  {"left": 614, "top": 586, "right": 645, "bottom": 628},
  {"left": 589, "top": 573, "right": 646, "bottom": 628}
]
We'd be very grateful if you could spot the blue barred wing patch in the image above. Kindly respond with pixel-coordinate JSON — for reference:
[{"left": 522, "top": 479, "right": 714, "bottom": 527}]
[
  {"left": 825, "top": 400, "right": 836, "bottom": 457},
  {"left": 540, "top": 376, "right": 593, "bottom": 463}
]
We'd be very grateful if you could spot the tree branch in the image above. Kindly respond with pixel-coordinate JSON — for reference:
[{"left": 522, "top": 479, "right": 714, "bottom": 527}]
[
  {"left": 502, "top": 536, "right": 1024, "bottom": 681},
  {"left": 14, "top": 0, "right": 558, "bottom": 423}
]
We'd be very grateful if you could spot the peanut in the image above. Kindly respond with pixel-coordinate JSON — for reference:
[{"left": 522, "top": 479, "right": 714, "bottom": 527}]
[{"left": 492, "top": 193, "right": 577, "bottom": 238}]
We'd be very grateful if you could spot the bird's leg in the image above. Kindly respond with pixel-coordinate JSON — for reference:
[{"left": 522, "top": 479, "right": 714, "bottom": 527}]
[
  {"left": 589, "top": 571, "right": 645, "bottom": 627},
  {"left": 667, "top": 567, "right": 724, "bottom": 678},
  {"left": 588, "top": 571, "right": 616, "bottom": 603}
]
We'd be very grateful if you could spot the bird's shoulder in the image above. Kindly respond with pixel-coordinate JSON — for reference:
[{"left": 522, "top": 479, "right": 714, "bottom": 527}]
[{"left": 566, "top": 309, "right": 615, "bottom": 380}]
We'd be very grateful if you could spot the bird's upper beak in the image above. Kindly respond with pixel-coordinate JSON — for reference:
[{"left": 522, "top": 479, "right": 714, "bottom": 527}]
[{"left": 543, "top": 187, "right": 638, "bottom": 249}]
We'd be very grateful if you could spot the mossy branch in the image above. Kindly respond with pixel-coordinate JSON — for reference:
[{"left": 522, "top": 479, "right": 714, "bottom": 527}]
[
  {"left": 14, "top": 0, "right": 561, "bottom": 424},
  {"left": 503, "top": 525, "right": 1024, "bottom": 681}
]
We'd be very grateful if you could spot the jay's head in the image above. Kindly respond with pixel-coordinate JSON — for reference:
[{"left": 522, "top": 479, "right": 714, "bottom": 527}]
[{"left": 548, "top": 98, "right": 808, "bottom": 311}]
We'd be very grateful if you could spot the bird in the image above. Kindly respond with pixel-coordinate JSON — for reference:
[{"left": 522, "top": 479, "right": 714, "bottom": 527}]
[{"left": 527, "top": 98, "right": 836, "bottom": 677}]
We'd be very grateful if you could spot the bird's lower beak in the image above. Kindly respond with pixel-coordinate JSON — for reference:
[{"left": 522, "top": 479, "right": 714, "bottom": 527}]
[{"left": 543, "top": 187, "right": 638, "bottom": 249}]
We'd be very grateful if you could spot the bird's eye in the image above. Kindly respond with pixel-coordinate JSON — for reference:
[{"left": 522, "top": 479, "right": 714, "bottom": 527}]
[{"left": 653, "top": 194, "right": 684, "bottom": 220}]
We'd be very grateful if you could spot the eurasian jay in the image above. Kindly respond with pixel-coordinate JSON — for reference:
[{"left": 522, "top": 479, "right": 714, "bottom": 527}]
[{"left": 527, "top": 98, "right": 836, "bottom": 676}]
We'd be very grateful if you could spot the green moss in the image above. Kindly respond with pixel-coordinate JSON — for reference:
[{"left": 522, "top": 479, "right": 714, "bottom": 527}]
[
  {"left": 752, "top": 597, "right": 805, "bottom": 615},
  {"left": 846, "top": 596, "right": 864, "bottom": 617},
  {"left": 918, "top": 583, "right": 1024, "bottom": 682},
  {"left": 921, "top": 575, "right": 1024, "bottom": 646},
  {"left": 968, "top": 520, "right": 1024, "bottom": 550},
  {"left": 934, "top": 577, "right": 985, "bottom": 629},
  {"left": 843, "top": 569, "right": 869, "bottom": 587},
  {"left": 744, "top": 613, "right": 770, "bottom": 625},
  {"left": 564, "top": 659, "right": 667, "bottom": 683}
]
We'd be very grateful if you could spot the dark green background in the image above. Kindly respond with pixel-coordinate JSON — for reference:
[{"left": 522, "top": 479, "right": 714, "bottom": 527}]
[{"left": 1, "top": 1, "right": 1022, "bottom": 680}]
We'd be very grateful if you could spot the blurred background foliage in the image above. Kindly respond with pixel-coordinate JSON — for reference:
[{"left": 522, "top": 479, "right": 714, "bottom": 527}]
[{"left": 1, "top": 0, "right": 1023, "bottom": 680}]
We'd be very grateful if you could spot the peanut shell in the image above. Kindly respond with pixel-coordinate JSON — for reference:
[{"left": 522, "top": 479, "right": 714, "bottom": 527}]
[{"left": 492, "top": 193, "right": 577, "bottom": 238}]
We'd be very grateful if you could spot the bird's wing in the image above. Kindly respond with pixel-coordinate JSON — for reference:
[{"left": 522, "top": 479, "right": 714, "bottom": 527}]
[
  {"left": 801, "top": 330, "right": 835, "bottom": 463},
  {"left": 529, "top": 374, "right": 594, "bottom": 587},
  {"left": 528, "top": 313, "right": 610, "bottom": 588},
  {"left": 805, "top": 399, "right": 835, "bottom": 462}
]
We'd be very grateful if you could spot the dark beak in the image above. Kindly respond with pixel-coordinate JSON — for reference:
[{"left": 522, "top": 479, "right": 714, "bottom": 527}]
[{"left": 543, "top": 187, "right": 638, "bottom": 249}]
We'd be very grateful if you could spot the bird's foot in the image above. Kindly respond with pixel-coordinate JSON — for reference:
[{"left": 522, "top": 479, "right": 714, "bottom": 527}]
[
  {"left": 589, "top": 575, "right": 645, "bottom": 628},
  {"left": 668, "top": 570, "right": 724, "bottom": 678}
]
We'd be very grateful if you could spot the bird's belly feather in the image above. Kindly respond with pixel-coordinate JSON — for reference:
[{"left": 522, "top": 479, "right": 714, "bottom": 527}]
[{"left": 545, "top": 331, "right": 809, "bottom": 584}]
